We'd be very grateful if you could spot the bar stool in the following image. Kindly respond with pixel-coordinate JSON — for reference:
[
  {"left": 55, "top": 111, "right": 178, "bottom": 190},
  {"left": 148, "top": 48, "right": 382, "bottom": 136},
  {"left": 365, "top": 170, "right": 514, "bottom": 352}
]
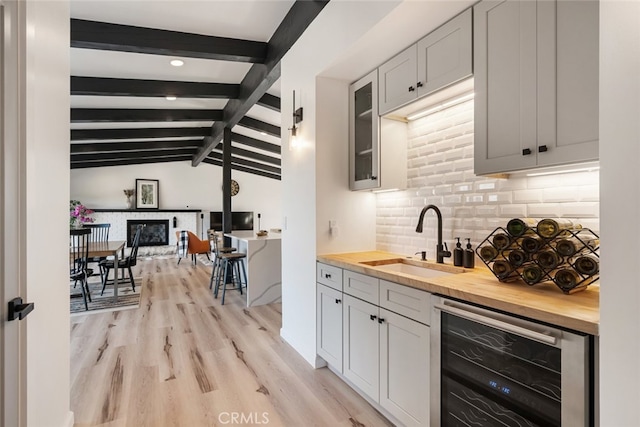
[
  {"left": 207, "top": 230, "right": 236, "bottom": 288},
  {"left": 209, "top": 231, "right": 247, "bottom": 304}
]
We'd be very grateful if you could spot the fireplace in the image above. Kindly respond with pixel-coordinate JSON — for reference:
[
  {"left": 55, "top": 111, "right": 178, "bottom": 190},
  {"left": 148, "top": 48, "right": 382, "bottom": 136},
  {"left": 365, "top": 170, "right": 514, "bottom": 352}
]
[{"left": 127, "top": 219, "right": 170, "bottom": 247}]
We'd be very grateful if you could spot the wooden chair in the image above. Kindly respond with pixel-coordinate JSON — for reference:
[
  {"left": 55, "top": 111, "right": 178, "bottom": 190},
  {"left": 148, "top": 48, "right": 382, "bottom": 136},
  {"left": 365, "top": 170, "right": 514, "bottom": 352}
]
[
  {"left": 84, "top": 223, "right": 110, "bottom": 282},
  {"left": 99, "top": 224, "right": 142, "bottom": 295},
  {"left": 176, "top": 230, "right": 211, "bottom": 265},
  {"left": 70, "top": 228, "right": 93, "bottom": 310}
]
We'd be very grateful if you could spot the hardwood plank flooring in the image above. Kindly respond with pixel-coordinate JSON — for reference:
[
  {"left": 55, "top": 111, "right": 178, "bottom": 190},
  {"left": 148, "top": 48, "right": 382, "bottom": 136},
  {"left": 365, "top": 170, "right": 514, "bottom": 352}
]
[{"left": 70, "top": 256, "right": 393, "bottom": 427}]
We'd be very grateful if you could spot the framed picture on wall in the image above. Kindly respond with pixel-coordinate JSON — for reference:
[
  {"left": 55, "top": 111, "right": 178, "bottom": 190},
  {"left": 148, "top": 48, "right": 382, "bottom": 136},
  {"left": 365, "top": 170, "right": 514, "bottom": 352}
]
[{"left": 135, "top": 179, "right": 159, "bottom": 209}]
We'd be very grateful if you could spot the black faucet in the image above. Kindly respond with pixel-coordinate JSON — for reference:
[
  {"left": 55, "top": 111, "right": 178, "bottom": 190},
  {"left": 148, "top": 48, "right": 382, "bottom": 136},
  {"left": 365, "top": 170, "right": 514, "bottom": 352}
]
[{"left": 416, "top": 204, "right": 452, "bottom": 263}]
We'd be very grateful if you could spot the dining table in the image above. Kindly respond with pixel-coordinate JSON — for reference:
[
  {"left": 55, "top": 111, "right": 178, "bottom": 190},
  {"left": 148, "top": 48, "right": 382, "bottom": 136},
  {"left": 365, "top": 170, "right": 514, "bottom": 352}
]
[{"left": 86, "top": 240, "right": 126, "bottom": 303}]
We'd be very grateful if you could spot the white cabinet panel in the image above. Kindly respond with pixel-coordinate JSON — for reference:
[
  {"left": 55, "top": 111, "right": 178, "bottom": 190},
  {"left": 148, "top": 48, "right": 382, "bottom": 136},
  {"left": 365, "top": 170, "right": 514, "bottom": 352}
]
[
  {"left": 344, "top": 270, "right": 379, "bottom": 305},
  {"left": 380, "top": 309, "right": 430, "bottom": 427},
  {"left": 378, "top": 45, "right": 417, "bottom": 115},
  {"left": 317, "top": 262, "right": 343, "bottom": 291},
  {"left": 379, "top": 280, "right": 431, "bottom": 325},
  {"left": 317, "top": 284, "right": 343, "bottom": 371},
  {"left": 343, "top": 294, "right": 379, "bottom": 399}
]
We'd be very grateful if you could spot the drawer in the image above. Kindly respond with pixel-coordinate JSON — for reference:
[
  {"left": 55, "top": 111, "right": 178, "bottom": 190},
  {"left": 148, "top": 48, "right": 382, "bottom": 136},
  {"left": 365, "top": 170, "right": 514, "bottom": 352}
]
[
  {"left": 343, "top": 270, "right": 379, "bottom": 305},
  {"left": 379, "top": 280, "right": 430, "bottom": 325},
  {"left": 317, "top": 262, "right": 343, "bottom": 291}
]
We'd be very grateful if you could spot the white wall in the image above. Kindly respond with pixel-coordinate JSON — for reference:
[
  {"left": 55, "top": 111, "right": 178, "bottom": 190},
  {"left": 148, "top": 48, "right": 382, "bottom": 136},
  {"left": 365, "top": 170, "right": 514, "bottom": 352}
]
[
  {"left": 280, "top": 0, "right": 403, "bottom": 366},
  {"left": 71, "top": 162, "right": 283, "bottom": 231},
  {"left": 377, "top": 98, "right": 600, "bottom": 260},
  {"left": 599, "top": 1, "right": 640, "bottom": 425},
  {"left": 23, "top": 1, "right": 73, "bottom": 426}
]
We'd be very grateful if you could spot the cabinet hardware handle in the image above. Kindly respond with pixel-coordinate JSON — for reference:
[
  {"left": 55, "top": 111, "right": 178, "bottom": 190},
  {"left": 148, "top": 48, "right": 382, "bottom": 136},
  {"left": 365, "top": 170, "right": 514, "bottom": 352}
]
[
  {"left": 522, "top": 148, "right": 532, "bottom": 156},
  {"left": 416, "top": 81, "right": 423, "bottom": 88},
  {"left": 378, "top": 318, "right": 386, "bottom": 324},
  {"left": 335, "top": 299, "right": 341, "bottom": 304},
  {"left": 370, "top": 176, "right": 377, "bottom": 180},
  {"left": 408, "top": 86, "right": 415, "bottom": 92},
  {"left": 370, "top": 314, "right": 377, "bottom": 321},
  {"left": 325, "top": 273, "right": 331, "bottom": 279},
  {"left": 538, "top": 145, "right": 548, "bottom": 153}
]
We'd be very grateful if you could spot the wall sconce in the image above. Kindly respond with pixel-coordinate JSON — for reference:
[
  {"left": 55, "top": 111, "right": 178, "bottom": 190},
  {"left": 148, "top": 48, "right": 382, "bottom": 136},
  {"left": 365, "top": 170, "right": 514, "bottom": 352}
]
[{"left": 289, "top": 90, "right": 303, "bottom": 150}]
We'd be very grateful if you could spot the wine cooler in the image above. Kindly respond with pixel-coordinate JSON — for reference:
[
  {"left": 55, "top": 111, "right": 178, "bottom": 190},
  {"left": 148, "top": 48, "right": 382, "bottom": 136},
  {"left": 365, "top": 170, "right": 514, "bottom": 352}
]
[{"left": 431, "top": 296, "right": 594, "bottom": 426}]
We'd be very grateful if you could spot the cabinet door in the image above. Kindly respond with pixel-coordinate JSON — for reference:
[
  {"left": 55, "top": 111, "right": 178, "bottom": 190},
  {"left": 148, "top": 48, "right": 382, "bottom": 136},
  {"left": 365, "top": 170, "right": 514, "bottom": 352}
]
[
  {"left": 417, "top": 8, "right": 472, "bottom": 98},
  {"left": 317, "top": 284, "right": 343, "bottom": 371},
  {"left": 349, "top": 70, "right": 380, "bottom": 190},
  {"left": 317, "top": 262, "right": 343, "bottom": 291},
  {"left": 537, "top": 0, "right": 599, "bottom": 167},
  {"left": 379, "top": 309, "right": 430, "bottom": 427},
  {"left": 344, "top": 270, "right": 379, "bottom": 305},
  {"left": 343, "top": 294, "right": 379, "bottom": 400},
  {"left": 474, "top": 0, "right": 538, "bottom": 175},
  {"left": 378, "top": 45, "right": 417, "bottom": 115}
]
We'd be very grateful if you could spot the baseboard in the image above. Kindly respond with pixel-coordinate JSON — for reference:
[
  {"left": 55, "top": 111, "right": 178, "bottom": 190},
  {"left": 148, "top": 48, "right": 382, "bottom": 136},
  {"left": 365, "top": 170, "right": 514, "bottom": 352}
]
[{"left": 62, "top": 411, "right": 74, "bottom": 427}]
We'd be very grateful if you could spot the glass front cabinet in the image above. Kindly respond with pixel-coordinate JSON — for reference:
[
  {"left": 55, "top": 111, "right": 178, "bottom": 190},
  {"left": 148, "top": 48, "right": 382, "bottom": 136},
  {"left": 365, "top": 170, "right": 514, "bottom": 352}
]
[{"left": 349, "top": 70, "right": 380, "bottom": 191}]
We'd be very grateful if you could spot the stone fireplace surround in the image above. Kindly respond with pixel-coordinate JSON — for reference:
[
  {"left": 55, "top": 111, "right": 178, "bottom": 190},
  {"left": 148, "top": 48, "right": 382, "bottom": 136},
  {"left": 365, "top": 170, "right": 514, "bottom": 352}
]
[{"left": 91, "top": 209, "right": 201, "bottom": 256}]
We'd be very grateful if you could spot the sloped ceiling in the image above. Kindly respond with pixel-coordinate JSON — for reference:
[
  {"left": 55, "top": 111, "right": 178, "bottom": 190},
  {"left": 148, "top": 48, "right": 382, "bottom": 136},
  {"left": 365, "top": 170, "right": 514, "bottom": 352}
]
[{"left": 70, "top": 0, "right": 328, "bottom": 180}]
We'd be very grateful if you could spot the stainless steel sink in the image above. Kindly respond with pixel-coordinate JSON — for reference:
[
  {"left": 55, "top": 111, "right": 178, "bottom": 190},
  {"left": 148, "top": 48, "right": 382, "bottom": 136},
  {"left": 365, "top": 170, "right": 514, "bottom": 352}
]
[{"left": 360, "top": 258, "right": 465, "bottom": 279}]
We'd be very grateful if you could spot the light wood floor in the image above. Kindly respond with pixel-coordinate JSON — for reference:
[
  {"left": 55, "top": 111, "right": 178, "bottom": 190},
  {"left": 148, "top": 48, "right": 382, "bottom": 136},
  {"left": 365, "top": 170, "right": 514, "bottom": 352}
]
[{"left": 70, "top": 256, "right": 393, "bottom": 427}]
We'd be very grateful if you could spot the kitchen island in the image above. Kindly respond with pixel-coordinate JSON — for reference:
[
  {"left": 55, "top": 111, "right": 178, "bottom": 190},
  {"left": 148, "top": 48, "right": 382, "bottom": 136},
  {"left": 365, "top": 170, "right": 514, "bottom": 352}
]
[
  {"left": 225, "top": 231, "right": 282, "bottom": 307},
  {"left": 317, "top": 250, "right": 599, "bottom": 335}
]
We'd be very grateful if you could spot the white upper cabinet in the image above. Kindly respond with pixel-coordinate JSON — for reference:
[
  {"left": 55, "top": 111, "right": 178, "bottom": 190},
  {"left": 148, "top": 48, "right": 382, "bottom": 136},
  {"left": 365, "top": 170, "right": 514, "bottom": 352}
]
[
  {"left": 474, "top": 0, "right": 599, "bottom": 175},
  {"left": 378, "top": 9, "right": 472, "bottom": 116}
]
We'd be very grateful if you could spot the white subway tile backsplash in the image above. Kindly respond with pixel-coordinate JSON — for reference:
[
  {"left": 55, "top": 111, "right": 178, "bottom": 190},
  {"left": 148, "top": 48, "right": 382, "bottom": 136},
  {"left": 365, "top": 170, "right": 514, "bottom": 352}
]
[{"left": 376, "top": 102, "right": 600, "bottom": 256}]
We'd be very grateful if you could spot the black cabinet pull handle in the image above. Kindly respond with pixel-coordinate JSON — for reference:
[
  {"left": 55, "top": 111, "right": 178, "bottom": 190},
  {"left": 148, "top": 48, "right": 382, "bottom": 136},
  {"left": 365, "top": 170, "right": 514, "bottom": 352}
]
[
  {"left": 370, "top": 314, "right": 377, "bottom": 321},
  {"left": 325, "top": 273, "right": 331, "bottom": 279},
  {"left": 416, "top": 81, "right": 423, "bottom": 88},
  {"left": 408, "top": 86, "right": 415, "bottom": 92},
  {"left": 8, "top": 297, "right": 34, "bottom": 321},
  {"left": 538, "top": 145, "right": 548, "bottom": 153},
  {"left": 335, "top": 298, "right": 341, "bottom": 304},
  {"left": 371, "top": 176, "right": 377, "bottom": 180},
  {"left": 378, "top": 318, "right": 386, "bottom": 324},
  {"left": 522, "top": 148, "right": 532, "bottom": 156}
]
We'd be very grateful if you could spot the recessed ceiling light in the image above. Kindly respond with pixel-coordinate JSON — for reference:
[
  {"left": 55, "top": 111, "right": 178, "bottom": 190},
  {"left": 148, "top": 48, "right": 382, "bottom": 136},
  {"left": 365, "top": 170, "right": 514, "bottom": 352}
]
[
  {"left": 165, "top": 96, "right": 177, "bottom": 101},
  {"left": 170, "top": 59, "right": 184, "bottom": 67}
]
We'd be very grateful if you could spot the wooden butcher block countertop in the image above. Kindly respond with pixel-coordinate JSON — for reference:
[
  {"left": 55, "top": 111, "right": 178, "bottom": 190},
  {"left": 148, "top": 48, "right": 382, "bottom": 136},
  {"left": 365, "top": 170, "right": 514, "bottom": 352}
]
[{"left": 317, "top": 251, "right": 600, "bottom": 336}]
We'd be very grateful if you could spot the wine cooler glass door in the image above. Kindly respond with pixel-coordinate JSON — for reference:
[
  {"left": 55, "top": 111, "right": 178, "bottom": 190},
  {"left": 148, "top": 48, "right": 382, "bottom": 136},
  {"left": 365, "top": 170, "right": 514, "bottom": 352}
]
[{"left": 430, "top": 297, "right": 590, "bottom": 427}]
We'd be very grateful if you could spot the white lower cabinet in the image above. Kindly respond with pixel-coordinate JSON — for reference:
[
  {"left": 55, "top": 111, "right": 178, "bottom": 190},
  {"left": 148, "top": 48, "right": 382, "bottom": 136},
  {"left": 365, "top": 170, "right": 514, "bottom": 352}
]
[
  {"left": 343, "top": 294, "right": 380, "bottom": 398},
  {"left": 316, "top": 284, "right": 344, "bottom": 371},
  {"left": 342, "top": 293, "right": 430, "bottom": 426},
  {"left": 379, "top": 308, "right": 430, "bottom": 427}
]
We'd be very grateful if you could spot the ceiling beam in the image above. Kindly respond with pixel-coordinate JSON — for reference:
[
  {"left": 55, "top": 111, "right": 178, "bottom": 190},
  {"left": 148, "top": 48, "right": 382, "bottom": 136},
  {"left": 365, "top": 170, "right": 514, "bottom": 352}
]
[
  {"left": 71, "top": 155, "right": 193, "bottom": 169},
  {"left": 71, "top": 76, "right": 239, "bottom": 99},
  {"left": 71, "top": 148, "right": 196, "bottom": 162},
  {"left": 231, "top": 132, "right": 280, "bottom": 154},
  {"left": 257, "top": 93, "right": 281, "bottom": 112},
  {"left": 203, "top": 158, "right": 281, "bottom": 181},
  {"left": 71, "top": 127, "right": 211, "bottom": 141},
  {"left": 192, "top": 0, "right": 330, "bottom": 165},
  {"left": 71, "top": 18, "right": 267, "bottom": 63},
  {"left": 208, "top": 152, "right": 281, "bottom": 175},
  {"left": 237, "top": 117, "right": 280, "bottom": 138},
  {"left": 71, "top": 140, "right": 201, "bottom": 153},
  {"left": 71, "top": 109, "right": 222, "bottom": 123},
  {"left": 213, "top": 144, "right": 281, "bottom": 166}
]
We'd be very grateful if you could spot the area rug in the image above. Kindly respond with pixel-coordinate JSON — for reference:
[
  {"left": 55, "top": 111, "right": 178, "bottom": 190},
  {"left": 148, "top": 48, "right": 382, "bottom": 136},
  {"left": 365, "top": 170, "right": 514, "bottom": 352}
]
[{"left": 70, "top": 275, "right": 141, "bottom": 314}]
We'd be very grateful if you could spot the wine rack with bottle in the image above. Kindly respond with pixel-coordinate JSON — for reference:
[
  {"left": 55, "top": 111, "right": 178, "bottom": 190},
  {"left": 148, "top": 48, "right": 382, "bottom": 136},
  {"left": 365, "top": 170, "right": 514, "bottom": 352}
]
[{"left": 475, "top": 218, "right": 600, "bottom": 294}]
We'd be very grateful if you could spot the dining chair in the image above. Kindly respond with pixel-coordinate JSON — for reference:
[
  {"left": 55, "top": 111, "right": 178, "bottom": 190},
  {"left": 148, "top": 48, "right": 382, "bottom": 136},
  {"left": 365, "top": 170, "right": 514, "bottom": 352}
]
[
  {"left": 70, "top": 228, "right": 93, "bottom": 311},
  {"left": 99, "top": 224, "right": 142, "bottom": 295},
  {"left": 84, "top": 223, "right": 111, "bottom": 282}
]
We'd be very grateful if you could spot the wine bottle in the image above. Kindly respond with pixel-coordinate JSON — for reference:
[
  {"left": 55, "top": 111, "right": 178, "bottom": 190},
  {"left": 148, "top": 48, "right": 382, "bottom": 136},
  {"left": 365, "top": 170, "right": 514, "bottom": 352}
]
[
  {"left": 536, "top": 218, "right": 582, "bottom": 239},
  {"left": 535, "top": 250, "right": 562, "bottom": 270},
  {"left": 574, "top": 255, "right": 599, "bottom": 276},
  {"left": 554, "top": 268, "right": 582, "bottom": 292},
  {"left": 506, "top": 218, "right": 537, "bottom": 237},
  {"left": 521, "top": 236, "right": 542, "bottom": 253},
  {"left": 555, "top": 237, "right": 600, "bottom": 257},
  {"left": 521, "top": 265, "right": 545, "bottom": 285},
  {"left": 492, "top": 233, "right": 511, "bottom": 250},
  {"left": 492, "top": 260, "right": 513, "bottom": 280},
  {"left": 504, "top": 249, "right": 528, "bottom": 267},
  {"left": 479, "top": 245, "right": 498, "bottom": 261}
]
